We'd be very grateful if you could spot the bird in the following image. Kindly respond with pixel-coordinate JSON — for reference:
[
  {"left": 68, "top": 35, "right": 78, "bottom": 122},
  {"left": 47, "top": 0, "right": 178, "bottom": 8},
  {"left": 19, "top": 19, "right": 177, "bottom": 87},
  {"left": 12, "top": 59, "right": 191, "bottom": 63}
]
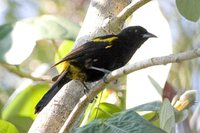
[{"left": 35, "top": 26, "right": 157, "bottom": 113}]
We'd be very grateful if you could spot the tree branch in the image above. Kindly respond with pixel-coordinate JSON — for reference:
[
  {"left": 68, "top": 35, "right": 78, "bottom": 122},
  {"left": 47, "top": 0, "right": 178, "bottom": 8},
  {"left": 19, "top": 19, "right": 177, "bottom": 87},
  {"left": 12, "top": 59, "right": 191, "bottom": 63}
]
[
  {"left": 103, "top": 0, "right": 152, "bottom": 33},
  {"left": 117, "top": 0, "right": 151, "bottom": 22},
  {"left": 0, "top": 63, "right": 50, "bottom": 82},
  {"left": 60, "top": 48, "right": 200, "bottom": 132}
]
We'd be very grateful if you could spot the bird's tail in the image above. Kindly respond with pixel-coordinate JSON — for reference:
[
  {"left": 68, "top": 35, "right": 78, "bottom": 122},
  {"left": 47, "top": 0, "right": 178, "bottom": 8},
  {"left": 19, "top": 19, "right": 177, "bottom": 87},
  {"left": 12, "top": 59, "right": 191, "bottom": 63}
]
[{"left": 35, "top": 72, "right": 71, "bottom": 114}]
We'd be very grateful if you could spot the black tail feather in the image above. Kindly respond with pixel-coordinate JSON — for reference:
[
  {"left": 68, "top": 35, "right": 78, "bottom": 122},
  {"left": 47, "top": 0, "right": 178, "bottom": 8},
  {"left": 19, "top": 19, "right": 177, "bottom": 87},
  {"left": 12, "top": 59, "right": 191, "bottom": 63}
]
[{"left": 35, "top": 73, "right": 71, "bottom": 114}]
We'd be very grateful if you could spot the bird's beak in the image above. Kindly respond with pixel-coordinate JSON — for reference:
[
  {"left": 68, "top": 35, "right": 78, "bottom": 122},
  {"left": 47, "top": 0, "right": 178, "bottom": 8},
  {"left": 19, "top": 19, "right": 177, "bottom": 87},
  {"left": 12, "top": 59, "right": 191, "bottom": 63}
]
[{"left": 142, "top": 32, "right": 157, "bottom": 38}]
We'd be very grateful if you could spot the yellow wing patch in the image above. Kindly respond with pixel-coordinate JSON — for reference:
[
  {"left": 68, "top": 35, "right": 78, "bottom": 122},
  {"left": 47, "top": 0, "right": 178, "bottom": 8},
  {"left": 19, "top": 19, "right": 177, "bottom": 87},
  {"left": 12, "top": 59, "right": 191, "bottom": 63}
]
[{"left": 92, "top": 36, "right": 118, "bottom": 43}]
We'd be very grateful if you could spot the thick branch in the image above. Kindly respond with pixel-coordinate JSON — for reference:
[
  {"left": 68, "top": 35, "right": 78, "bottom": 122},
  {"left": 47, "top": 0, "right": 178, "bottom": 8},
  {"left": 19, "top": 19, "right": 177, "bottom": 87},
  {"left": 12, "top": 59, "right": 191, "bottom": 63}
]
[{"left": 61, "top": 48, "right": 200, "bottom": 131}]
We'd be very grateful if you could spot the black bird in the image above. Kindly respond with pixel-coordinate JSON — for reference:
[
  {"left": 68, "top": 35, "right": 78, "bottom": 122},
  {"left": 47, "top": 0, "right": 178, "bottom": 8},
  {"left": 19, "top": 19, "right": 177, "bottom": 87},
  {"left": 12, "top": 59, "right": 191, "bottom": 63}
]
[{"left": 35, "top": 26, "right": 156, "bottom": 113}]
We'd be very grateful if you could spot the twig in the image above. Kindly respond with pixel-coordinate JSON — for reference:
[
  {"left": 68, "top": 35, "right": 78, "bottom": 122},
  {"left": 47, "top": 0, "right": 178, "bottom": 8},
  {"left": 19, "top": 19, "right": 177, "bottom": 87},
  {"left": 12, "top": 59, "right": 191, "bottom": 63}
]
[
  {"left": 60, "top": 48, "right": 200, "bottom": 132},
  {"left": 1, "top": 63, "right": 51, "bottom": 82},
  {"left": 117, "top": 0, "right": 152, "bottom": 22},
  {"left": 103, "top": 0, "right": 152, "bottom": 33}
]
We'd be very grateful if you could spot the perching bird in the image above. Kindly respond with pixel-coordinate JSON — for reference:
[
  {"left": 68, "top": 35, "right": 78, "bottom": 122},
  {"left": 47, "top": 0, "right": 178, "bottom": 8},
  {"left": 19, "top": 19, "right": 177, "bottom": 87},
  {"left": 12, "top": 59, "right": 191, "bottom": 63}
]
[{"left": 35, "top": 26, "right": 156, "bottom": 113}]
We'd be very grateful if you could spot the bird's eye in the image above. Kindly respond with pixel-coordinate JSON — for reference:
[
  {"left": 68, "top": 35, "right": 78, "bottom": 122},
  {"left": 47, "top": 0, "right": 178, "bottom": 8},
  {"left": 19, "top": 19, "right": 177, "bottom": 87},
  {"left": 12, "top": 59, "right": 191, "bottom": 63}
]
[{"left": 134, "top": 29, "right": 138, "bottom": 33}]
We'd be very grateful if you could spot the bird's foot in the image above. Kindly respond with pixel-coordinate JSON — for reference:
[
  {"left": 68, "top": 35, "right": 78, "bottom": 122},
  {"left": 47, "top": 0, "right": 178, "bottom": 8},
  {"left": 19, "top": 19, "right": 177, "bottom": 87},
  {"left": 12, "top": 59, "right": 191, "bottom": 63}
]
[{"left": 81, "top": 81, "right": 90, "bottom": 94}]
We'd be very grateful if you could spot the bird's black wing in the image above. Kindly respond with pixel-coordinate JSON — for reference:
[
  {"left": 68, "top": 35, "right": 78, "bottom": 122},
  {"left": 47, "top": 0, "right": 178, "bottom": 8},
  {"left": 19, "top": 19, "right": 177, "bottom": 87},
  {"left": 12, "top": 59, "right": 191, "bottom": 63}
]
[{"left": 52, "top": 35, "right": 118, "bottom": 67}]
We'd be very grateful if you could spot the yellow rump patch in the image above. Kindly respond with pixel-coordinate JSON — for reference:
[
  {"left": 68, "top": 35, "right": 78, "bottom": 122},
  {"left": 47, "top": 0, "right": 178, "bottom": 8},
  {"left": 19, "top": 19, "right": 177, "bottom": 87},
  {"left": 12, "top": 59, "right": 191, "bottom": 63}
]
[{"left": 67, "top": 64, "right": 87, "bottom": 81}]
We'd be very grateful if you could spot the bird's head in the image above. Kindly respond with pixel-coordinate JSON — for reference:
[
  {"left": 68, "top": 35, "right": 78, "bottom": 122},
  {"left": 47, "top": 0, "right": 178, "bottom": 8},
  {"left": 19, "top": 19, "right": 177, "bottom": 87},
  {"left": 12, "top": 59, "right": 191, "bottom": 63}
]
[{"left": 118, "top": 26, "right": 157, "bottom": 44}]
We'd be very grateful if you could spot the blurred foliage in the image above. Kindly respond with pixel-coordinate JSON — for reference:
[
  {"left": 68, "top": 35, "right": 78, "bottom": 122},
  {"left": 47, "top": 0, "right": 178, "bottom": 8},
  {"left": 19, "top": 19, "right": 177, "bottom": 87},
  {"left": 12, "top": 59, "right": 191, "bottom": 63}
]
[
  {"left": 3, "top": 0, "right": 89, "bottom": 24},
  {"left": 54, "top": 40, "right": 74, "bottom": 73},
  {"left": 2, "top": 84, "right": 49, "bottom": 120},
  {"left": 0, "top": 15, "right": 80, "bottom": 65},
  {"left": 0, "top": 23, "right": 13, "bottom": 62},
  {"left": 176, "top": 0, "right": 200, "bottom": 22},
  {"left": 1, "top": 83, "right": 49, "bottom": 133},
  {"left": 158, "top": 2, "right": 200, "bottom": 132},
  {"left": 0, "top": 120, "right": 18, "bottom": 133},
  {"left": 0, "top": 1, "right": 81, "bottom": 132}
]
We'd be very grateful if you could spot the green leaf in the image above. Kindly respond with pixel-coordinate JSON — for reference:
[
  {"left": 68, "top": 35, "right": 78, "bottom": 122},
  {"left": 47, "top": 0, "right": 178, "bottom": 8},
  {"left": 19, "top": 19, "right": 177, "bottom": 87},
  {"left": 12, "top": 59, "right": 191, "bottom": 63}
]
[
  {"left": 2, "top": 83, "right": 49, "bottom": 120},
  {"left": 6, "top": 116, "right": 33, "bottom": 133},
  {"left": 176, "top": 0, "right": 200, "bottom": 22},
  {"left": 82, "top": 89, "right": 119, "bottom": 125},
  {"left": 133, "top": 101, "right": 161, "bottom": 112},
  {"left": 148, "top": 76, "right": 163, "bottom": 96},
  {"left": 174, "top": 110, "right": 188, "bottom": 123},
  {"left": 142, "top": 112, "right": 160, "bottom": 127},
  {"left": 30, "top": 40, "right": 57, "bottom": 63},
  {"left": 132, "top": 101, "right": 161, "bottom": 127},
  {"left": 0, "top": 15, "right": 79, "bottom": 64},
  {"left": 75, "top": 109, "right": 165, "bottom": 133},
  {"left": 0, "top": 23, "right": 13, "bottom": 62},
  {"left": 55, "top": 40, "right": 74, "bottom": 59},
  {"left": 0, "top": 88, "right": 9, "bottom": 112},
  {"left": 0, "top": 23, "right": 13, "bottom": 40},
  {"left": 86, "top": 102, "right": 122, "bottom": 123},
  {"left": 54, "top": 40, "right": 74, "bottom": 73},
  {"left": 160, "top": 98, "right": 175, "bottom": 133},
  {"left": 0, "top": 119, "right": 19, "bottom": 133}
]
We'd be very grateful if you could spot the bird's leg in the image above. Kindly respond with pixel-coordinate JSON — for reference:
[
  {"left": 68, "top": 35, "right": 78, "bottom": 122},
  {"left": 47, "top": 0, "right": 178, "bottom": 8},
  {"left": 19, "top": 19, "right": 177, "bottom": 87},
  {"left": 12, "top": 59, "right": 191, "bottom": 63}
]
[
  {"left": 81, "top": 81, "right": 98, "bottom": 102},
  {"left": 89, "top": 66, "right": 111, "bottom": 74},
  {"left": 81, "top": 81, "right": 90, "bottom": 94}
]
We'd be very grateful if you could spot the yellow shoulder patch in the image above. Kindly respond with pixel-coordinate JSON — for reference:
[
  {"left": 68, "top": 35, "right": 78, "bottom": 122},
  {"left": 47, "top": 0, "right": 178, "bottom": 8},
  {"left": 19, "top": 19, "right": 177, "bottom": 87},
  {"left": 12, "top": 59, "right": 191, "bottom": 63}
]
[
  {"left": 92, "top": 36, "right": 118, "bottom": 43},
  {"left": 105, "top": 45, "right": 112, "bottom": 49}
]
